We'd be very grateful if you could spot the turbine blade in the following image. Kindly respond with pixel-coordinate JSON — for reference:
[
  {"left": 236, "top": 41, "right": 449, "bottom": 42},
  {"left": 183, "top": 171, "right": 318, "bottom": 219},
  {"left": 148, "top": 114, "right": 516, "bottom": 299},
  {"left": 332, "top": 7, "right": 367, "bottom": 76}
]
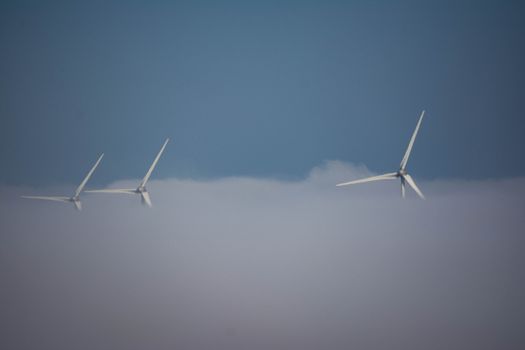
[
  {"left": 139, "top": 138, "right": 169, "bottom": 188},
  {"left": 85, "top": 189, "right": 136, "bottom": 194},
  {"left": 21, "top": 196, "right": 71, "bottom": 203},
  {"left": 401, "top": 178, "right": 406, "bottom": 198},
  {"left": 74, "top": 200, "right": 82, "bottom": 211},
  {"left": 403, "top": 174, "right": 425, "bottom": 199},
  {"left": 336, "top": 172, "right": 398, "bottom": 187},
  {"left": 400, "top": 110, "right": 424, "bottom": 170},
  {"left": 141, "top": 192, "right": 152, "bottom": 207},
  {"left": 75, "top": 153, "right": 104, "bottom": 197}
]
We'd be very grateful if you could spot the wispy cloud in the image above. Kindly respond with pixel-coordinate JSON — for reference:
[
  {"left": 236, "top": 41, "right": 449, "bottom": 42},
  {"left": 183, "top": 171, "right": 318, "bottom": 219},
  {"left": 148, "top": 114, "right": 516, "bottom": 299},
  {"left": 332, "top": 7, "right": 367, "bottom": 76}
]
[{"left": 1, "top": 161, "right": 524, "bottom": 350}]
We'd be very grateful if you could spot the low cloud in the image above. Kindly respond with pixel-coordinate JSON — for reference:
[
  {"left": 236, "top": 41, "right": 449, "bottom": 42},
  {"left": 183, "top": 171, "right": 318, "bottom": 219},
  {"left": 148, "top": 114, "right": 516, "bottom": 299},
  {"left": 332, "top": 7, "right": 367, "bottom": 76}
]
[{"left": 1, "top": 161, "right": 524, "bottom": 350}]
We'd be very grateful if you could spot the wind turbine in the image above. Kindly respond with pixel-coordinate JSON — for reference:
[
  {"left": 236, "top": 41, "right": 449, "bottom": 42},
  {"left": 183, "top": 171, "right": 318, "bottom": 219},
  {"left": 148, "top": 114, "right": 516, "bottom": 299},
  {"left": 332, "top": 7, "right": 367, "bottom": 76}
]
[
  {"left": 336, "top": 111, "right": 426, "bottom": 199},
  {"left": 21, "top": 153, "right": 104, "bottom": 210},
  {"left": 86, "top": 138, "right": 169, "bottom": 207}
]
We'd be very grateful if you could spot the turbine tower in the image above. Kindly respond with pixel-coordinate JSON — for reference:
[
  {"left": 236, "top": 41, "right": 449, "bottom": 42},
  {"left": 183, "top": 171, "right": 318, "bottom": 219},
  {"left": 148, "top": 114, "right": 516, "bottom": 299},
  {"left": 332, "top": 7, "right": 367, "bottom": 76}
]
[
  {"left": 21, "top": 153, "right": 104, "bottom": 210},
  {"left": 337, "top": 111, "right": 426, "bottom": 199},
  {"left": 86, "top": 138, "right": 169, "bottom": 207}
]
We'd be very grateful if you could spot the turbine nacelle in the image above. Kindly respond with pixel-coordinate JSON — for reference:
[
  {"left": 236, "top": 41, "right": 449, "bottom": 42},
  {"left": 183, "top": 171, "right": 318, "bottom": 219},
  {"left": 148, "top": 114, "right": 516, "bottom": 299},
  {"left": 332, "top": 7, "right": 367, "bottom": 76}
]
[{"left": 397, "top": 169, "right": 408, "bottom": 177}]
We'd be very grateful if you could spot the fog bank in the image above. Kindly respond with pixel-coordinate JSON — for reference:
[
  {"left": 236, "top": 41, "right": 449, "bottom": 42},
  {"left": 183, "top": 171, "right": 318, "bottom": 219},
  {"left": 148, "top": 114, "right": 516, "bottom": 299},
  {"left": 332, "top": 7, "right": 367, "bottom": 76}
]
[{"left": 1, "top": 161, "right": 524, "bottom": 350}]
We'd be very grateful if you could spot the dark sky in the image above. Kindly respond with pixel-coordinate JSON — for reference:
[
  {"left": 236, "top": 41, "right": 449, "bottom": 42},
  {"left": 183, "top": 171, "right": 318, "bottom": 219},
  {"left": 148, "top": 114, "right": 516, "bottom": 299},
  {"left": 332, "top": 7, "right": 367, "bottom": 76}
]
[{"left": 1, "top": 0, "right": 524, "bottom": 186}]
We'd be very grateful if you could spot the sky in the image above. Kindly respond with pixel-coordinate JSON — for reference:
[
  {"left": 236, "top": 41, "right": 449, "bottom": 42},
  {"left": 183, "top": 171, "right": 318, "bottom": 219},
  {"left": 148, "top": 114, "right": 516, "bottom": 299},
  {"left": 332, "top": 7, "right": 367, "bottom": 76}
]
[
  {"left": 1, "top": 2, "right": 525, "bottom": 349},
  {"left": 1, "top": 0, "right": 524, "bottom": 186}
]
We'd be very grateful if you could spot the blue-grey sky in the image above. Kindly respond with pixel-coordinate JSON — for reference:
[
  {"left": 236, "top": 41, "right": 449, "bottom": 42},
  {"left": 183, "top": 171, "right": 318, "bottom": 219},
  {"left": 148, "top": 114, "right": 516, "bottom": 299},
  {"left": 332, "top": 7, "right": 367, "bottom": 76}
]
[{"left": 1, "top": 0, "right": 524, "bottom": 186}]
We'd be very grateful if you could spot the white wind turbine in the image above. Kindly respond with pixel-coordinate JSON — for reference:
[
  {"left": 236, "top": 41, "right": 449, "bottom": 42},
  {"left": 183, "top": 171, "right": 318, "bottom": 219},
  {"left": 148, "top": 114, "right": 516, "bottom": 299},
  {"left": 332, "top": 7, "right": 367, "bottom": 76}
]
[
  {"left": 86, "top": 138, "right": 169, "bottom": 207},
  {"left": 337, "top": 111, "right": 426, "bottom": 199},
  {"left": 21, "top": 153, "right": 104, "bottom": 210}
]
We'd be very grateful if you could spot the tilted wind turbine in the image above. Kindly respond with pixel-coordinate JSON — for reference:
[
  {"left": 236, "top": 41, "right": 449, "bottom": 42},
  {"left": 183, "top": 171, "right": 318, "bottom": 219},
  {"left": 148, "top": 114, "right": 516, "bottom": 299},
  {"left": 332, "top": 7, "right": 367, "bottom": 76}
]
[
  {"left": 21, "top": 153, "right": 104, "bottom": 210},
  {"left": 336, "top": 111, "right": 426, "bottom": 199},
  {"left": 86, "top": 138, "right": 169, "bottom": 207}
]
